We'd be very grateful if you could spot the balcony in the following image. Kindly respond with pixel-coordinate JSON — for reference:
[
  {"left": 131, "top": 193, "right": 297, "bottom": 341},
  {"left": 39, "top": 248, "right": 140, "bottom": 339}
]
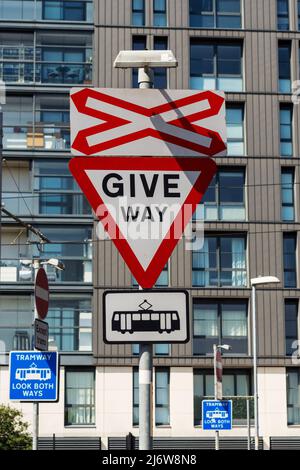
[
  {"left": 3, "top": 126, "right": 70, "bottom": 150},
  {"left": 0, "top": 259, "right": 92, "bottom": 283},
  {"left": 0, "top": 42, "right": 93, "bottom": 85},
  {"left": 3, "top": 191, "right": 91, "bottom": 216},
  {"left": 0, "top": 0, "right": 93, "bottom": 23}
]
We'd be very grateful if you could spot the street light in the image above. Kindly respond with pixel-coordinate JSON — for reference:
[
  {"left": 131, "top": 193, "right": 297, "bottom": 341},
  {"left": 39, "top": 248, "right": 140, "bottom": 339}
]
[
  {"left": 113, "top": 49, "right": 178, "bottom": 451},
  {"left": 250, "top": 275, "right": 280, "bottom": 451}
]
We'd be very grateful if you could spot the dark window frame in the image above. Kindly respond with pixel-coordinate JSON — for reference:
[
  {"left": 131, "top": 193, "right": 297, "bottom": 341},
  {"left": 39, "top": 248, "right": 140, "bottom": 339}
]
[
  {"left": 132, "top": 0, "right": 145, "bottom": 26},
  {"left": 192, "top": 299, "right": 249, "bottom": 356},
  {"left": 285, "top": 300, "right": 299, "bottom": 356},
  {"left": 153, "top": 0, "right": 167, "bottom": 27},
  {"left": 280, "top": 103, "right": 293, "bottom": 157},
  {"left": 192, "top": 234, "right": 247, "bottom": 288},
  {"left": 64, "top": 367, "right": 95, "bottom": 427},
  {"left": 283, "top": 233, "right": 297, "bottom": 288},
  {"left": 155, "top": 367, "right": 170, "bottom": 426},
  {"left": 277, "top": 0, "right": 290, "bottom": 30},
  {"left": 195, "top": 166, "right": 246, "bottom": 221},
  {"left": 281, "top": 167, "right": 295, "bottom": 222},
  {"left": 193, "top": 368, "right": 252, "bottom": 426},
  {"left": 189, "top": 0, "right": 242, "bottom": 29}
]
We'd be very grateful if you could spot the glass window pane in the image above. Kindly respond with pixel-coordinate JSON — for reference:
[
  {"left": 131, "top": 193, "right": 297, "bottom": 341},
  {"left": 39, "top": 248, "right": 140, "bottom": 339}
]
[{"left": 65, "top": 369, "right": 95, "bottom": 426}]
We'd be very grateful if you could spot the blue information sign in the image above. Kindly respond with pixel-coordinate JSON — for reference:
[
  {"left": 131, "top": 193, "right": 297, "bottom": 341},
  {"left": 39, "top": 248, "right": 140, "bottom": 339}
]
[
  {"left": 202, "top": 400, "right": 232, "bottom": 430},
  {"left": 9, "top": 351, "right": 58, "bottom": 401}
]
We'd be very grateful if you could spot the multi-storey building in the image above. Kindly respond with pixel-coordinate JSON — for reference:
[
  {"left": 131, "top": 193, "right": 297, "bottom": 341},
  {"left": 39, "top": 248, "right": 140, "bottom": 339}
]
[{"left": 1, "top": 0, "right": 300, "bottom": 451}]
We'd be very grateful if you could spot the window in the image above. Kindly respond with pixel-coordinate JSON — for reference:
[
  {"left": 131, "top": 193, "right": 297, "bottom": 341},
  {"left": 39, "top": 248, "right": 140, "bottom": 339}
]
[
  {"left": 287, "top": 369, "right": 300, "bottom": 425},
  {"left": 190, "top": 0, "right": 241, "bottom": 29},
  {"left": 41, "top": 47, "right": 92, "bottom": 84},
  {"left": 192, "top": 235, "right": 247, "bottom": 287},
  {"left": 132, "top": 344, "right": 170, "bottom": 355},
  {"left": 285, "top": 301, "right": 298, "bottom": 356},
  {"left": 34, "top": 160, "right": 91, "bottom": 215},
  {"left": 154, "top": 37, "right": 168, "bottom": 88},
  {"left": 281, "top": 168, "right": 295, "bottom": 222},
  {"left": 47, "top": 296, "right": 92, "bottom": 352},
  {"left": 154, "top": 0, "right": 167, "bottom": 26},
  {"left": 43, "top": 1, "right": 90, "bottom": 21},
  {"left": 155, "top": 368, "right": 170, "bottom": 425},
  {"left": 193, "top": 300, "right": 248, "bottom": 355},
  {"left": 194, "top": 369, "right": 252, "bottom": 426},
  {"left": 283, "top": 234, "right": 297, "bottom": 288},
  {"left": 65, "top": 368, "right": 95, "bottom": 426},
  {"left": 280, "top": 105, "right": 293, "bottom": 157},
  {"left": 132, "top": 35, "right": 147, "bottom": 88},
  {"left": 0, "top": 296, "right": 32, "bottom": 352},
  {"left": 132, "top": 0, "right": 145, "bottom": 25},
  {"left": 226, "top": 105, "right": 245, "bottom": 156},
  {"left": 277, "top": 0, "right": 289, "bottom": 30},
  {"left": 3, "top": 94, "right": 72, "bottom": 151},
  {"left": 133, "top": 367, "right": 139, "bottom": 425},
  {"left": 39, "top": 225, "right": 92, "bottom": 283},
  {"left": 190, "top": 40, "right": 243, "bottom": 92},
  {"left": 278, "top": 43, "right": 291, "bottom": 93},
  {"left": 0, "top": 0, "right": 35, "bottom": 20},
  {"left": 194, "top": 168, "right": 245, "bottom": 221}
]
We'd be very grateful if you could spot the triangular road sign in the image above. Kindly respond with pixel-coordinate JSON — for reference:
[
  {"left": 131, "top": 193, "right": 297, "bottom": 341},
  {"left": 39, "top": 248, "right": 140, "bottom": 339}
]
[{"left": 69, "top": 157, "right": 216, "bottom": 288}]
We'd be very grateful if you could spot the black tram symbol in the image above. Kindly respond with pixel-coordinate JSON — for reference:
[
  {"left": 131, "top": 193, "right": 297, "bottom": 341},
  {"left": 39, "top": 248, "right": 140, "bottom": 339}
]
[{"left": 112, "top": 300, "right": 180, "bottom": 334}]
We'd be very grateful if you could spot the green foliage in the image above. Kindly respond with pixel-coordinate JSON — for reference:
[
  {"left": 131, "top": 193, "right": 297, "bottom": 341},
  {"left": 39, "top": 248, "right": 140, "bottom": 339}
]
[{"left": 0, "top": 405, "right": 32, "bottom": 450}]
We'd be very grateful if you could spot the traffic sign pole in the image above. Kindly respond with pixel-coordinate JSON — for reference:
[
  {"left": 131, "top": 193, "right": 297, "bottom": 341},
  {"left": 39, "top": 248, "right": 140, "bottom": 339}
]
[
  {"left": 138, "top": 65, "right": 153, "bottom": 452},
  {"left": 33, "top": 260, "right": 40, "bottom": 451}
]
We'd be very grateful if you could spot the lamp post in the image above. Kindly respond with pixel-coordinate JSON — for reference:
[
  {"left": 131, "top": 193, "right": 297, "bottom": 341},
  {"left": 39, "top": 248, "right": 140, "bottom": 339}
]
[
  {"left": 250, "top": 276, "right": 280, "bottom": 451},
  {"left": 113, "top": 48, "right": 178, "bottom": 451},
  {"left": 213, "top": 343, "right": 231, "bottom": 450}
]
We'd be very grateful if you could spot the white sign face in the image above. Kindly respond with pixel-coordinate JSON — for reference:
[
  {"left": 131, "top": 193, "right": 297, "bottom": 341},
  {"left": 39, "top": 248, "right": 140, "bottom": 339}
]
[
  {"left": 34, "top": 319, "right": 49, "bottom": 351},
  {"left": 70, "top": 88, "right": 227, "bottom": 157},
  {"left": 103, "top": 290, "right": 189, "bottom": 344}
]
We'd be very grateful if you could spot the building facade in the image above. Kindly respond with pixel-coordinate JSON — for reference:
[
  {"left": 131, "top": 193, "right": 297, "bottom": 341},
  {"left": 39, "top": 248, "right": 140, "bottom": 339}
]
[{"left": 1, "top": 0, "right": 300, "bottom": 451}]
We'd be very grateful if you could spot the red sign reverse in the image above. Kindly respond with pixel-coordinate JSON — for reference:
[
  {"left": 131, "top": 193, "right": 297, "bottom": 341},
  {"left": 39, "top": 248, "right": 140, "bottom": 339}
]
[
  {"left": 69, "top": 157, "right": 217, "bottom": 288},
  {"left": 35, "top": 267, "right": 49, "bottom": 320}
]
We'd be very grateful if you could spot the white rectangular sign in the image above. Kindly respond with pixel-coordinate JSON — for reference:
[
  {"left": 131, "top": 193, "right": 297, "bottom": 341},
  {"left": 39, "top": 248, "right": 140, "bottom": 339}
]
[
  {"left": 103, "top": 290, "right": 189, "bottom": 344},
  {"left": 34, "top": 318, "right": 49, "bottom": 351},
  {"left": 70, "top": 88, "right": 227, "bottom": 157}
]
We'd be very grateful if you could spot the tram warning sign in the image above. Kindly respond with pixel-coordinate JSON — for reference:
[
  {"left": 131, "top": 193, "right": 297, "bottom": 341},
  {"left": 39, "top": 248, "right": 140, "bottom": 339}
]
[
  {"left": 103, "top": 290, "right": 189, "bottom": 344},
  {"left": 9, "top": 351, "right": 58, "bottom": 401}
]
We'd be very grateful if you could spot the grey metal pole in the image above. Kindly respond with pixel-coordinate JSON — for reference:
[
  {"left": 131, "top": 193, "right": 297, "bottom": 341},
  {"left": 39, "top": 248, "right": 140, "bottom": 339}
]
[
  {"left": 247, "top": 397, "right": 251, "bottom": 450},
  {"left": 138, "top": 64, "right": 153, "bottom": 451},
  {"left": 213, "top": 344, "right": 219, "bottom": 451},
  {"left": 32, "top": 259, "right": 40, "bottom": 451},
  {"left": 252, "top": 285, "right": 259, "bottom": 450},
  {"left": 0, "top": 110, "right": 2, "bottom": 274}
]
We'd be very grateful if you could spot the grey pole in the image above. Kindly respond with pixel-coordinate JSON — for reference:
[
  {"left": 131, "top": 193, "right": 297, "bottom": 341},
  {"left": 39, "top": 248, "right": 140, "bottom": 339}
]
[
  {"left": 32, "top": 259, "right": 40, "bottom": 451},
  {"left": 213, "top": 344, "right": 220, "bottom": 451},
  {"left": 0, "top": 110, "right": 2, "bottom": 273},
  {"left": 247, "top": 398, "right": 251, "bottom": 450},
  {"left": 138, "top": 64, "right": 153, "bottom": 451},
  {"left": 252, "top": 285, "right": 259, "bottom": 450}
]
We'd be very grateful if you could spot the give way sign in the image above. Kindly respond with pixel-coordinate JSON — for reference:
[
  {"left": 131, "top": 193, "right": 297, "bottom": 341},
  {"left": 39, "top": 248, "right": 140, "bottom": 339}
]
[
  {"left": 70, "top": 88, "right": 227, "bottom": 157},
  {"left": 69, "top": 157, "right": 217, "bottom": 288}
]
